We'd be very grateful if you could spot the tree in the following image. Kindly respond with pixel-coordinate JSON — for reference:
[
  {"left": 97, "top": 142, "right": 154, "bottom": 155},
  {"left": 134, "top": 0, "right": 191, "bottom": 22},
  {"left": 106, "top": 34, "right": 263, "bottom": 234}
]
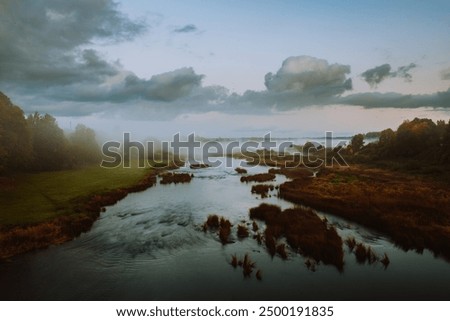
[
  {"left": 377, "top": 128, "right": 396, "bottom": 157},
  {"left": 395, "top": 118, "right": 439, "bottom": 158},
  {"left": 27, "top": 112, "right": 70, "bottom": 171},
  {"left": 69, "top": 124, "right": 101, "bottom": 165},
  {"left": 0, "top": 92, "right": 32, "bottom": 173},
  {"left": 350, "top": 134, "right": 364, "bottom": 153}
]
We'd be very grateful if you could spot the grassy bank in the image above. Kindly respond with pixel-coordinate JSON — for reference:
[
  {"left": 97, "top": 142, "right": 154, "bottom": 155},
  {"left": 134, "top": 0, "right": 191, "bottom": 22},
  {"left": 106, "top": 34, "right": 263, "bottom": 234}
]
[
  {"left": 0, "top": 163, "right": 157, "bottom": 259},
  {"left": 279, "top": 165, "right": 450, "bottom": 261}
]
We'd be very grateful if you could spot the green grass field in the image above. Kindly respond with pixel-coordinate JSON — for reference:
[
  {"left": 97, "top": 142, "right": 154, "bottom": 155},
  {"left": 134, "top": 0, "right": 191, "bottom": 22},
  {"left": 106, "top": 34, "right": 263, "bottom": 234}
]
[{"left": 0, "top": 165, "right": 152, "bottom": 225}]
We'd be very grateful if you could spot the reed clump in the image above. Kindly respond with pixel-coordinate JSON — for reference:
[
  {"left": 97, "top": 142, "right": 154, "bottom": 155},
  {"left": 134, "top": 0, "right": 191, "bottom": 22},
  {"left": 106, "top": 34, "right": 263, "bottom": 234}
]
[
  {"left": 345, "top": 237, "right": 357, "bottom": 252},
  {"left": 235, "top": 167, "right": 248, "bottom": 174},
  {"left": 249, "top": 203, "right": 344, "bottom": 270},
  {"left": 276, "top": 243, "right": 288, "bottom": 260},
  {"left": 251, "top": 184, "right": 274, "bottom": 198},
  {"left": 159, "top": 172, "right": 192, "bottom": 184},
  {"left": 252, "top": 221, "right": 259, "bottom": 232},
  {"left": 380, "top": 253, "right": 390, "bottom": 268},
  {"left": 203, "top": 215, "right": 232, "bottom": 245},
  {"left": 230, "top": 253, "right": 259, "bottom": 279},
  {"left": 240, "top": 173, "right": 276, "bottom": 183},
  {"left": 353, "top": 242, "right": 379, "bottom": 265},
  {"left": 237, "top": 224, "right": 249, "bottom": 238}
]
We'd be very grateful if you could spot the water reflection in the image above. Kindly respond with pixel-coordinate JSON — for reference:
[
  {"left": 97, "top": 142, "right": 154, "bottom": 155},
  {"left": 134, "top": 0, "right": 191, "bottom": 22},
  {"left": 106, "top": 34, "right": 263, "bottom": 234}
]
[{"left": 0, "top": 158, "right": 449, "bottom": 300}]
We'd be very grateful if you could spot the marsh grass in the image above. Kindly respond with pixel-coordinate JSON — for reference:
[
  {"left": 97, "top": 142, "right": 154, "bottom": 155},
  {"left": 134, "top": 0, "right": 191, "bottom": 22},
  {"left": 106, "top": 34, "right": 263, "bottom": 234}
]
[
  {"left": 203, "top": 215, "right": 232, "bottom": 245},
  {"left": 251, "top": 184, "right": 274, "bottom": 198},
  {"left": 276, "top": 243, "right": 288, "bottom": 260},
  {"left": 240, "top": 173, "right": 276, "bottom": 183},
  {"left": 242, "top": 253, "right": 256, "bottom": 278},
  {"left": 159, "top": 172, "right": 192, "bottom": 184},
  {"left": 380, "top": 253, "right": 390, "bottom": 268},
  {"left": 237, "top": 224, "right": 249, "bottom": 238},
  {"left": 305, "top": 258, "right": 317, "bottom": 272},
  {"left": 229, "top": 253, "right": 259, "bottom": 279},
  {"left": 252, "top": 221, "right": 259, "bottom": 232},
  {"left": 249, "top": 203, "right": 344, "bottom": 270},
  {"left": 345, "top": 237, "right": 357, "bottom": 252},
  {"left": 279, "top": 165, "right": 450, "bottom": 261},
  {"left": 235, "top": 167, "right": 247, "bottom": 174},
  {"left": 353, "top": 242, "right": 380, "bottom": 265},
  {"left": 231, "top": 254, "right": 238, "bottom": 268}
]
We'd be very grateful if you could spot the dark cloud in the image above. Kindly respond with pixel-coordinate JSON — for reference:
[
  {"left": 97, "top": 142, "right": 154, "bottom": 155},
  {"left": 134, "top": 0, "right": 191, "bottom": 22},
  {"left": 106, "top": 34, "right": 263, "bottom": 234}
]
[
  {"left": 0, "top": 0, "right": 146, "bottom": 87},
  {"left": 361, "top": 64, "right": 392, "bottom": 87},
  {"left": 361, "top": 63, "right": 417, "bottom": 87},
  {"left": 56, "top": 68, "right": 204, "bottom": 103},
  {"left": 391, "top": 63, "right": 416, "bottom": 82},
  {"left": 340, "top": 88, "right": 450, "bottom": 108},
  {"left": 173, "top": 24, "right": 198, "bottom": 33},
  {"left": 0, "top": 1, "right": 210, "bottom": 108}
]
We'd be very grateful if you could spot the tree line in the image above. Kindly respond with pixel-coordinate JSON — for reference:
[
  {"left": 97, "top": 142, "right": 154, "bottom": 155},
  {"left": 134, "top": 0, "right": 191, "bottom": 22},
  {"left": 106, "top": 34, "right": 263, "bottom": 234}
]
[
  {"left": 0, "top": 92, "right": 100, "bottom": 174},
  {"left": 348, "top": 117, "right": 450, "bottom": 165}
]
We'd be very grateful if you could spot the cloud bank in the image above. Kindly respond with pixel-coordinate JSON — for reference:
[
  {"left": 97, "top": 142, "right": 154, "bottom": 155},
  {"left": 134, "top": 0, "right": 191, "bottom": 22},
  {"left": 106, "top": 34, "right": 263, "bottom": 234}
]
[{"left": 0, "top": 1, "right": 449, "bottom": 118}]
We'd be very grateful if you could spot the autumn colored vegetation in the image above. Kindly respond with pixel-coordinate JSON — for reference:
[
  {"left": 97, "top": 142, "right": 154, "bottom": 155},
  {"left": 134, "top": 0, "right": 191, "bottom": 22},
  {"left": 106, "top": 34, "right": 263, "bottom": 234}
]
[
  {"left": 159, "top": 172, "right": 192, "bottom": 184},
  {"left": 202, "top": 214, "right": 233, "bottom": 245},
  {"left": 280, "top": 166, "right": 450, "bottom": 260},
  {"left": 240, "top": 173, "right": 276, "bottom": 183},
  {"left": 250, "top": 184, "right": 275, "bottom": 198},
  {"left": 249, "top": 203, "right": 344, "bottom": 270}
]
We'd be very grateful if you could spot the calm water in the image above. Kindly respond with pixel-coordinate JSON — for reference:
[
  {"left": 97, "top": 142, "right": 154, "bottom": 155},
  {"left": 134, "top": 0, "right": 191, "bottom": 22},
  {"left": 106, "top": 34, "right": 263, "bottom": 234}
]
[{"left": 1, "top": 157, "right": 449, "bottom": 300}]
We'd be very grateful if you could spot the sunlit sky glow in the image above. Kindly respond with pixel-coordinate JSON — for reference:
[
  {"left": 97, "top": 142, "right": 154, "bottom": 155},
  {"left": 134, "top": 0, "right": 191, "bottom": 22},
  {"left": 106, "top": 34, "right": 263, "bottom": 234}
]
[{"left": 1, "top": 0, "right": 450, "bottom": 139}]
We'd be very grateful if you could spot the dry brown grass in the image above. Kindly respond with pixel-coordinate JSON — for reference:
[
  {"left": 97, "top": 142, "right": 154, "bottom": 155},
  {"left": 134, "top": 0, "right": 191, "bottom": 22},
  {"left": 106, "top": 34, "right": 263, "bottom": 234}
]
[
  {"left": 251, "top": 184, "right": 274, "bottom": 198},
  {"left": 276, "top": 243, "right": 288, "bottom": 260},
  {"left": 204, "top": 214, "right": 220, "bottom": 230},
  {"left": 240, "top": 173, "right": 276, "bottom": 183},
  {"left": 279, "top": 165, "right": 450, "bottom": 261},
  {"left": 242, "top": 253, "right": 256, "bottom": 278},
  {"left": 203, "top": 215, "right": 232, "bottom": 245},
  {"left": 231, "top": 254, "right": 238, "bottom": 268},
  {"left": 252, "top": 221, "right": 259, "bottom": 232},
  {"left": 249, "top": 203, "right": 344, "bottom": 270},
  {"left": 380, "top": 253, "right": 390, "bottom": 269},
  {"left": 345, "top": 237, "right": 357, "bottom": 252},
  {"left": 305, "top": 258, "right": 317, "bottom": 272},
  {"left": 159, "top": 172, "right": 192, "bottom": 184},
  {"left": 235, "top": 167, "right": 248, "bottom": 174},
  {"left": 237, "top": 224, "right": 249, "bottom": 238},
  {"left": 229, "top": 253, "right": 259, "bottom": 279}
]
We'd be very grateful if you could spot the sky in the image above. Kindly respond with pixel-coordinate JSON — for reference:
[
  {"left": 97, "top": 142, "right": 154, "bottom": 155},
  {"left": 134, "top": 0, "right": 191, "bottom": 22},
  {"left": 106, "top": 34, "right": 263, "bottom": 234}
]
[{"left": 1, "top": 0, "right": 450, "bottom": 139}]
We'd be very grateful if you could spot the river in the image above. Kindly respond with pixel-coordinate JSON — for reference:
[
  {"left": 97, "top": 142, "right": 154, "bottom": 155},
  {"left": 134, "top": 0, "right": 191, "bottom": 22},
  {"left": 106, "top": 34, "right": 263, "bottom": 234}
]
[{"left": 1, "top": 157, "right": 449, "bottom": 300}]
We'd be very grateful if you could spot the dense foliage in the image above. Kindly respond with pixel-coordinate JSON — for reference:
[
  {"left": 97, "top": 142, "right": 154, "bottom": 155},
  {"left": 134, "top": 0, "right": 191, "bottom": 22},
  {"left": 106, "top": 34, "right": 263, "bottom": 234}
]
[
  {"left": 348, "top": 118, "right": 450, "bottom": 166},
  {"left": 0, "top": 92, "right": 100, "bottom": 173}
]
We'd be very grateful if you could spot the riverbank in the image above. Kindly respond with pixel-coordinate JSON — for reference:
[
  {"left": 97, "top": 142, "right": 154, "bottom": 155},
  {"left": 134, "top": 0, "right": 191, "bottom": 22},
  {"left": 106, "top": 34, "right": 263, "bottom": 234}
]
[
  {"left": 278, "top": 165, "right": 450, "bottom": 261},
  {"left": 0, "top": 164, "right": 159, "bottom": 259}
]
